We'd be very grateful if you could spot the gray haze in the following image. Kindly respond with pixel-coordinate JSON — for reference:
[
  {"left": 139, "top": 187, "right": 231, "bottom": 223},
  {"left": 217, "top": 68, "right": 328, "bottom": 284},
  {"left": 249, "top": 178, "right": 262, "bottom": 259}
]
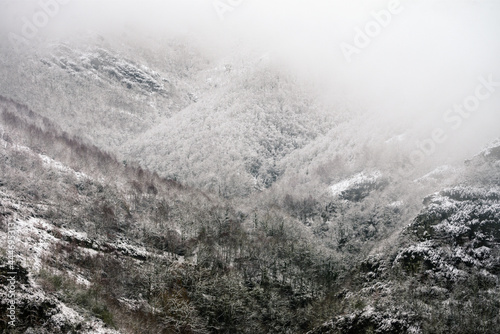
[{"left": 1, "top": 0, "right": 500, "bottom": 163}]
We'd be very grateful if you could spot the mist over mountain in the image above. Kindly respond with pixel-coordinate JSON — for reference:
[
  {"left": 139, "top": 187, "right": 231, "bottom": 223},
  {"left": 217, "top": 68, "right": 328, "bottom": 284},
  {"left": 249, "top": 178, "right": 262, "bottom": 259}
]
[{"left": 1, "top": 1, "right": 499, "bottom": 333}]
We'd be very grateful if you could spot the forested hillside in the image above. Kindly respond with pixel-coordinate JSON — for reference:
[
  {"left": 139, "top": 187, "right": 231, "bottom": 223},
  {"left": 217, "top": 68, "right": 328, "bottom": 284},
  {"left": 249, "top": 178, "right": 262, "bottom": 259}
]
[
  {"left": 2, "top": 92, "right": 500, "bottom": 333},
  {"left": 0, "top": 97, "right": 341, "bottom": 333},
  {"left": 1, "top": 1, "right": 499, "bottom": 332},
  {"left": 0, "top": 37, "right": 342, "bottom": 197}
]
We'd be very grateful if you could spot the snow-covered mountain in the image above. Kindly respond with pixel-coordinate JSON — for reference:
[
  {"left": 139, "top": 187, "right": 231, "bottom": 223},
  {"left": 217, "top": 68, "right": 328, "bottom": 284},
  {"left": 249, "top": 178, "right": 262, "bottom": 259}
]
[
  {"left": 1, "top": 87, "right": 500, "bottom": 333},
  {"left": 0, "top": 2, "right": 499, "bottom": 331},
  {"left": 0, "top": 37, "right": 345, "bottom": 197}
]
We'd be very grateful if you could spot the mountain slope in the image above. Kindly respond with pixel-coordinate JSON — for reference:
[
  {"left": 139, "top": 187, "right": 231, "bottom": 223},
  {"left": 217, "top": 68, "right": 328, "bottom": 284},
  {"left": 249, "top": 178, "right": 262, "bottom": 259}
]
[
  {"left": 0, "top": 97, "right": 341, "bottom": 333},
  {"left": 308, "top": 143, "right": 500, "bottom": 334},
  {"left": 0, "top": 36, "right": 344, "bottom": 197}
]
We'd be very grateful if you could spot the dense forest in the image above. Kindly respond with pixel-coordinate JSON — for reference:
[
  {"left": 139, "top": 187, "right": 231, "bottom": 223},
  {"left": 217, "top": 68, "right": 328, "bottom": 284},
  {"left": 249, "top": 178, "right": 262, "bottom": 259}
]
[
  {"left": 1, "top": 2, "right": 500, "bottom": 332},
  {"left": 1, "top": 91, "right": 500, "bottom": 333}
]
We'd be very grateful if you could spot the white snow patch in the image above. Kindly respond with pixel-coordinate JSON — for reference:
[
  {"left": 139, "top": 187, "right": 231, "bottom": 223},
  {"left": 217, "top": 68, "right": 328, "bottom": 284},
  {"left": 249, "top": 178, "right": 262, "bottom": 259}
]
[
  {"left": 388, "top": 201, "right": 404, "bottom": 208},
  {"left": 15, "top": 217, "right": 59, "bottom": 273},
  {"left": 51, "top": 302, "right": 84, "bottom": 328},
  {"left": 39, "top": 154, "right": 88, "bottom": 179},
  {"left": 330, "top": 171, "right": 382, "bottom": 197}
]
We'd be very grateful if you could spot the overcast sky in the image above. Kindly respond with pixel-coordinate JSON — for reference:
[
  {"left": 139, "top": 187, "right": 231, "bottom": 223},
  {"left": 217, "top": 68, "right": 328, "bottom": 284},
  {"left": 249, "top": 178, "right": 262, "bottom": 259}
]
[{"left": 1, "top": 0, "right": 500, "bottom": 161}]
